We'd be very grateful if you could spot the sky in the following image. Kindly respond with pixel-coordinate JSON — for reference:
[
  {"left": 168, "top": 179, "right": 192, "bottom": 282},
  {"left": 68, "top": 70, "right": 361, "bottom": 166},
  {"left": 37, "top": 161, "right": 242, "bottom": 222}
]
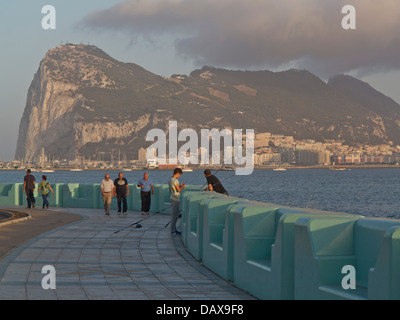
[{"left": 1, "top": 0, "right": 400, "bottom": 161}]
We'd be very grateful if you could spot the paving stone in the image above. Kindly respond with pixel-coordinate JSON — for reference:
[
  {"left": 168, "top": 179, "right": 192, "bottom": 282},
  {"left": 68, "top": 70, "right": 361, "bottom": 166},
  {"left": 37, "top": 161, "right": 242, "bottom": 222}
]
[{"left": 0, "top": 208, "right": 255, "bottom": 300}]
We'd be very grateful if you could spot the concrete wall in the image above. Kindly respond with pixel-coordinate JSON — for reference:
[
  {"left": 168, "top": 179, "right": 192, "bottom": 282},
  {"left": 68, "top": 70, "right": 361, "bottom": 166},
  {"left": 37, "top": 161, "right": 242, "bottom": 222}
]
[
  {"left": 179, "top": 189, "right": 400, "bottom": 300},
  {"left": 1, "top": 183, "right": 400, "bottom": 300}
]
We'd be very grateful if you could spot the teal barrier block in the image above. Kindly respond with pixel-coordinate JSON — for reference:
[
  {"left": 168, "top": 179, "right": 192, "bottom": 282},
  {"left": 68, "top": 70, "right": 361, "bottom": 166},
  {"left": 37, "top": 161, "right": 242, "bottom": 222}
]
[
  {"left": 201, "top": 199, "right": 249, "bottom": 281},
  {"left": 130, "top": 185, "right": 141, "bottom": 212},
  {"left": 369, "top": 226, "right": 400, "bottom": 300},
  {"left": 185, "top": 192, "right": 229, "bottom": 260},
  {"left": 13, "top": 183, "right": 22, "bottom": 206},
  {"left": 158, "top": 185, "right": 172, "bottom": 214},
  {"left": 150, "top": 185, "right": 160, "bottom": 213},
  {"left": 180, "top": 190, "right": 219, "bottom": 244},
  {"left": 354, "top": 220, "right": 400, "bottom": 289},
  {"left": 0, "top": 184, "right": 14, "bottom": 206},
  {"left": 293, "top": 217, "right": 400, "bottom": 300},
  {"left": 231, "top": 205, "right": 280, "bottom": 299},
  {"left": 62, "top": 184, "right": 95, "bottom": 208},
  {"left": 272, "top": 209, "right": 362, "bottom": 300},
  {"left": 0, "top": 183, "right": 23, "bottom": 206},
  {"left": 54, "top": 183, "right": 63, "bottom": 207},
  {"left": 294, "top": 217, "right": 362, "bottom": 300},
  {"left": 93, "top": 184, "right": 101, "bottom": 209},
  {"left": 180, "top": 191, "right": 209, "bottom": 246}
]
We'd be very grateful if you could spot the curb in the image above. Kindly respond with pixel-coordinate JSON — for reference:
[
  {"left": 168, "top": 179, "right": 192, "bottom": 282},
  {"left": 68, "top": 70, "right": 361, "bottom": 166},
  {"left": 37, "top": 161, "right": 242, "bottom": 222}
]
[{"left": 0, "top": 210, "right": 31, "bottom": 227}]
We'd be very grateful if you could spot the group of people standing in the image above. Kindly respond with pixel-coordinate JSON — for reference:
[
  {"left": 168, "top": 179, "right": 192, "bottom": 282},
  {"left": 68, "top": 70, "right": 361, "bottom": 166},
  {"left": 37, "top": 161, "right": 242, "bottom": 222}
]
[
  {"left": 100, "top": 172, "right": 154, "bottom": 216},
  {"left": 101, "top": 168, "right": 228, "bottom": 236},
  {"left": 23, "top": 167, "right": 227, "bottom": 236}
]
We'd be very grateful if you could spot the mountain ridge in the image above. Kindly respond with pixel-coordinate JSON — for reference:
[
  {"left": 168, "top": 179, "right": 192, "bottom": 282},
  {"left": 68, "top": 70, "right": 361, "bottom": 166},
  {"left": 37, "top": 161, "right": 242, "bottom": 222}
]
[{"left": 15, "top": 44, "right": 400, "bottom": 162}]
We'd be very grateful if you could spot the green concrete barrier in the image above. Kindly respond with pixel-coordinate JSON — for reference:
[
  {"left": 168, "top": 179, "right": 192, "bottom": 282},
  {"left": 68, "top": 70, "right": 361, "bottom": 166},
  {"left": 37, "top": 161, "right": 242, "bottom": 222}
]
[
  {"left": 201, "top": 200, "right": 250, "bottom": 281},
  {"left": 2, "top": 183, "right": 400, "bottom": 300},
  {"left": 0, "top": 184, "right": 20, "bottom": 206},
  {"left": 294, "top": 217, "right": 400, "bottom": 300},
  {"left": 369, "top": 226, "right": 400, "bottom": 300},
  {"left": 158, "top": 185, "right": 172, "bottom": 214},
  {"left": 62, "top": 184, "right": 95, "bottom": 208},
  {"left": 185, "top": 194, "right": 236, "bottom": 260},
  {"left": 180, "top": 191, "right": 219, "bottom": 247},
  {"left": 232, "top": 205, "right": 280, "bottom": 298}
]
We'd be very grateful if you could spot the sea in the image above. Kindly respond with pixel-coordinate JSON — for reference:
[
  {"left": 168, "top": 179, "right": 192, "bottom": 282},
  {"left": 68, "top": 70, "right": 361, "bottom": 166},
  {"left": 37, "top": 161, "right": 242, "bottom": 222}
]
[{"left": 1, "top": 168, "right": 399, "bottom": 220}]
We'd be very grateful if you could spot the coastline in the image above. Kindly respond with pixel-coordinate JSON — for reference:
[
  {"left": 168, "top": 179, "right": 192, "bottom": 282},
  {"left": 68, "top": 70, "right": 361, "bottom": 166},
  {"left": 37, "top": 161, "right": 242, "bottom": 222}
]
[{"left": 1, "top": 164, "right": 400, "bottom": 172}]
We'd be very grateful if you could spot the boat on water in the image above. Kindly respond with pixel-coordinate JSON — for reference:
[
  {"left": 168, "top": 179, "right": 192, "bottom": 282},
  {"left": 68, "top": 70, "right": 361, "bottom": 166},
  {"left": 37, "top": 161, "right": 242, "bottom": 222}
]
[
  {"left": 220, "top": 166, "right": 235, "bottom": 171},
  {"left": 70, "top": 168, "right": 84, "bottom": 172},
  {"left": 273, "top": 167, "right": 287, "bottom": 171},
  {"left": 42, "top": 170, "right": 55, "bottom": 173},
  {"left": 330, "top": 167, "right": 347, "bottom": 171},
  {"left": 182, "top": 168, "right": 193, "bottom": 172}
]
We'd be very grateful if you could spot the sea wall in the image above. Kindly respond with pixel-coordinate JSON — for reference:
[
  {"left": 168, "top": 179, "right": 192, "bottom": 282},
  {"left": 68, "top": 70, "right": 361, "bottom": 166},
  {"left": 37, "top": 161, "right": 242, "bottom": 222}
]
[
  {"left": 0, "top": 183, "right": 201, "bottom": 213},
  {"left": 1, "top": 183, "right": 400, "bottom": 300}
]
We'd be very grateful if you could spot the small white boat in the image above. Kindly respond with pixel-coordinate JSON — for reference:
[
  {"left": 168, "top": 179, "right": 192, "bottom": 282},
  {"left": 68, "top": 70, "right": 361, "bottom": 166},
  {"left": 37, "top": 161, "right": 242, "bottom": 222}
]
[
  {"left": 42, "top": 170, "right": 55, "bottom": 173},
  {"left": 220, "top": 166, "right": 235, "bottom": 171},
  {"left": 182, "top": 168, "right": 193, "bottom": 172},
  {"left": 273, "top": 167, "right": 287, "bottom": 171},
  {"left": 70, "top": 168, "right": 84, "bottom": 172}
]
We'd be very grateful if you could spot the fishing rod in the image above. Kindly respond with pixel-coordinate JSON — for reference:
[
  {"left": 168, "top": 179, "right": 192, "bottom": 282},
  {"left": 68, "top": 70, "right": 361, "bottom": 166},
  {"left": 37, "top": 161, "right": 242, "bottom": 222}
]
[
  {"left": 117, "top": 167, "right": 232, "bottom": 232},
  {"left": 164, "top": 209, "right": 182, "bottom": 229},
  {"left": 114, "top": 204, "right": 172, "bottom": 234},
  {"left": 164, "top": 167, "right": 233, "bottom": 229}
]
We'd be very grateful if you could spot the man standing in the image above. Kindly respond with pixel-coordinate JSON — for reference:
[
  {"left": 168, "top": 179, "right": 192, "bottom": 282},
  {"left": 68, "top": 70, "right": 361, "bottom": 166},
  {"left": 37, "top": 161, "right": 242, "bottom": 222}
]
[
  {"left": 204, "top": 169, "right": 229, "bottom": 195},
  {"left": 23, "top": 169, "right": 36, "bottom": 209},
  {"left": 101, "top": 174, "right": 114, "bottom": 215},
  {"left": 114, "top": 172, "right": 129, "bottom": 215},
  {"left": 137, "top": 172, "right": 154, "bottom": 216},
  {"left": 168, "top": 168, "right": 185, "bottom": 235}
]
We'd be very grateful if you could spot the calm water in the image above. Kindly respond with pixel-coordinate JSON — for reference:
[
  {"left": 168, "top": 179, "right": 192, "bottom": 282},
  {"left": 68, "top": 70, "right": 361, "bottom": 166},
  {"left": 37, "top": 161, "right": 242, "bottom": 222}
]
[{"left": 1, "top": 168, "right": 399, "bottom": 219}]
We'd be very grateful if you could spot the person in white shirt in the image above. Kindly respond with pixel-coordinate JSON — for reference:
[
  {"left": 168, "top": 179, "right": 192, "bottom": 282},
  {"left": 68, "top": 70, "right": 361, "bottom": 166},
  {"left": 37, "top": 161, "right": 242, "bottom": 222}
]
[{"left": 101, "top": 174, "right": 114, "bottom": 215}]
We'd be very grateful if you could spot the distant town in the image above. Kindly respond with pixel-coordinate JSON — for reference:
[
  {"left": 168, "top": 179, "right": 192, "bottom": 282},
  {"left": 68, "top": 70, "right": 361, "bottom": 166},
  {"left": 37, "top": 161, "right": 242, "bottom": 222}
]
[{"left": 2, "top": 132, "right": 400, "bottom": 171}]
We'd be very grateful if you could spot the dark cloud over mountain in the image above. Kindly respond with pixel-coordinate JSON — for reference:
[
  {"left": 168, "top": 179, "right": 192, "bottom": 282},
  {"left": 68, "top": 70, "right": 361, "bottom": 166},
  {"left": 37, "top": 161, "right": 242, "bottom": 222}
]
[{"left": 81, "top": 0, "right": 400, "bottom": 77}]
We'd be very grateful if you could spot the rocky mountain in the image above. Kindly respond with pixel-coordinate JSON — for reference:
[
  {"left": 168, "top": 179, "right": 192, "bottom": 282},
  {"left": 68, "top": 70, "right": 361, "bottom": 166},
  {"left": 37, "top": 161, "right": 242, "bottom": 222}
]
[{"left": 15, "top": 44, "right": 400, "bottom": 162}]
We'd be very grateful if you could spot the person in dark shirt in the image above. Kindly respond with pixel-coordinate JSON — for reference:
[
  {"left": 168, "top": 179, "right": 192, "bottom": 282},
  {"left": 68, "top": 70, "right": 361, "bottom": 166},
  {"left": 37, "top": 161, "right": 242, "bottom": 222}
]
[
  {"left": 23, "top": 169, "right": 36, "bottom": 208},
  {"left": 204, "top": 169, "right": 228, "bottom": 195},
  {"left": 114, "top": 172, "right": 129, "bottom": 215}
]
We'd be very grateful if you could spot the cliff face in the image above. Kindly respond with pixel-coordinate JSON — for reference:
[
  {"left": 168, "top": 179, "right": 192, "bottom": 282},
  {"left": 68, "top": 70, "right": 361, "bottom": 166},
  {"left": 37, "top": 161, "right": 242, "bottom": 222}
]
[
  {"left": 15, "top": 44, "right": 160, "bottom": 162},
  {"left": 15, "top": 60, "right": 79, "bottom": 161},
  {"left": 15, "top": 44, "right": 400, "bottom": 162}
]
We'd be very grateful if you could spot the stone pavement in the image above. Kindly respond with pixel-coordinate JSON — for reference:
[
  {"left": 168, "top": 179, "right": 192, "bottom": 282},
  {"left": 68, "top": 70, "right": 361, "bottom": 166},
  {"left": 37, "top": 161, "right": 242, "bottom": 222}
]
[{"left": 0, "top": 207, "right": 255, "bottom": 300}]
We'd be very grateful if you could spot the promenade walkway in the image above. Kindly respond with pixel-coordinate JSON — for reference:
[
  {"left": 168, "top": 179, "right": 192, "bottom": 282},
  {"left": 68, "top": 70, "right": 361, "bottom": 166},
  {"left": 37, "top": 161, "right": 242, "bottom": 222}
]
[{"left": 0, "top": 207, "right": 254, "bottom": 300}]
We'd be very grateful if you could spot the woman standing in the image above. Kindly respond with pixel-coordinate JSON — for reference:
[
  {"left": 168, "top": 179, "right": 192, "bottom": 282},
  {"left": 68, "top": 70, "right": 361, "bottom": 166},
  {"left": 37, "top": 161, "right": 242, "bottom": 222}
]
[{"left": 38, "top": 175, "right": 54, "bottom": 209}]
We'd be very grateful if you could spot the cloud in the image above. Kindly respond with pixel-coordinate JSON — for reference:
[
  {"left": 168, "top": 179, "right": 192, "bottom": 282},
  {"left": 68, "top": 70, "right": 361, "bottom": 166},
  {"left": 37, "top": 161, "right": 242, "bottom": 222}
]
[{"left": 82, "top": 0, "right": 400, "bottom": 77}]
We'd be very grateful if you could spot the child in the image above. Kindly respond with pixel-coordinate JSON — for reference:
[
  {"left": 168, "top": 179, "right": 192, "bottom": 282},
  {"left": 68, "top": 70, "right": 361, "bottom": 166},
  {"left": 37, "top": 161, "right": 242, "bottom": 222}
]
[{"left": 38, "top": 175, "right": 54, "bottom": 209}]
